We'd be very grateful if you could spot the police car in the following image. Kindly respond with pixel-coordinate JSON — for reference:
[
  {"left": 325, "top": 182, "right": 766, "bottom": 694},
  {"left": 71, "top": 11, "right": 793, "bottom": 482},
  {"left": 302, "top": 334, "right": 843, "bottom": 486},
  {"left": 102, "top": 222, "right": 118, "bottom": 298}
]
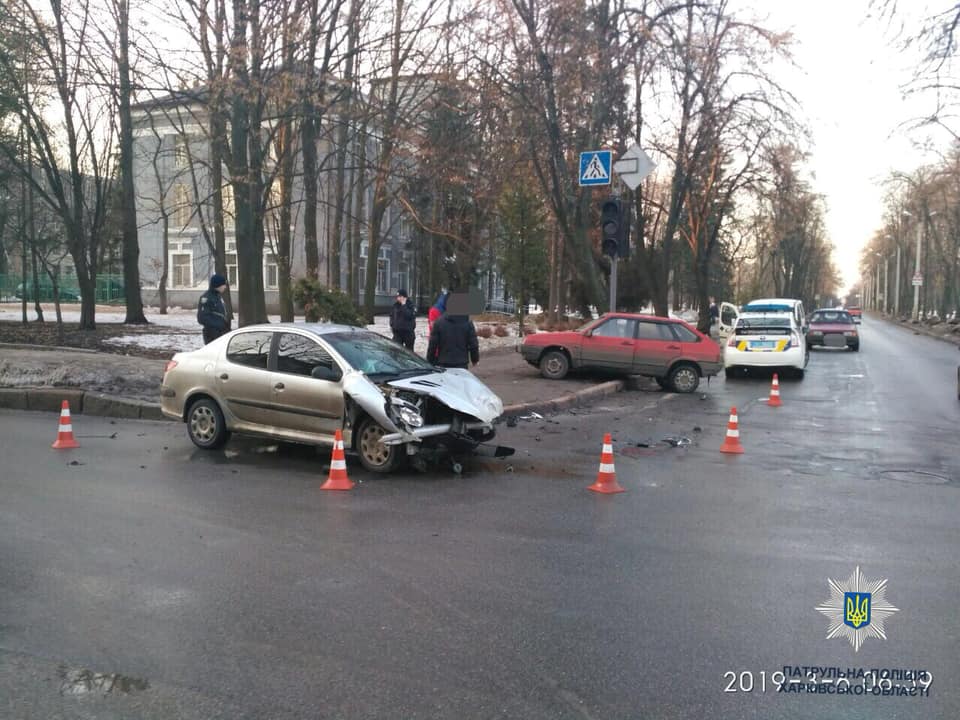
[{"left": 724, "top": 312, "right": 808, "bottom": 379}]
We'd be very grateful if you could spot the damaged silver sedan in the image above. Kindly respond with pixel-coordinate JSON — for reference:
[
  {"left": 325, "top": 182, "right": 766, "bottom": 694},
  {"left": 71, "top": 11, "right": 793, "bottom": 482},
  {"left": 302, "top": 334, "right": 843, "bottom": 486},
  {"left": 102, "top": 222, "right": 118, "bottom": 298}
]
[{"left": 160, "top": 324, "right": 509, "bottom": 472}]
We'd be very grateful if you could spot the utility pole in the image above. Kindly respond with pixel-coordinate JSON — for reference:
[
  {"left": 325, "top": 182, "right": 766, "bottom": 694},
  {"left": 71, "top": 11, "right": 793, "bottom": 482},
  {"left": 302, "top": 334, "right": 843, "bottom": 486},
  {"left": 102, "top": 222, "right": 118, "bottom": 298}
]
[
  {"left": 912, "top": 220, "right": 922, "bottom": 322},
  {"left": 883, "top": 258, "right": 889, "bottom": 314},
  {"left": 894, "top": 245, "right": 901, "bottom": 318}
]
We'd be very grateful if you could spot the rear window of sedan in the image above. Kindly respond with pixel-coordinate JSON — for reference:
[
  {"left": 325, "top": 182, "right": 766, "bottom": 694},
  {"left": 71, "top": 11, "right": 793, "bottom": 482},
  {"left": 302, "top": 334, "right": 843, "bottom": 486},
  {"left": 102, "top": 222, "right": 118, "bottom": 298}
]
[
  {"left": 810, "top": 311, "right": 853, "bottom": 324},
  {"left": 735, "top": 317, "right": 793, "bottom": 334}
]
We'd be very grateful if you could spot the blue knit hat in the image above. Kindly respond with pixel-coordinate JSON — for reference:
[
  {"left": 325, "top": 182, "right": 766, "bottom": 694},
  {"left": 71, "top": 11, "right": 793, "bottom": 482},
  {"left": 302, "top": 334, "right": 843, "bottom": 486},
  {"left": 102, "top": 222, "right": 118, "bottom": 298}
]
[{"left": 210, "top": 273, "right": 227, "bottom": 289}]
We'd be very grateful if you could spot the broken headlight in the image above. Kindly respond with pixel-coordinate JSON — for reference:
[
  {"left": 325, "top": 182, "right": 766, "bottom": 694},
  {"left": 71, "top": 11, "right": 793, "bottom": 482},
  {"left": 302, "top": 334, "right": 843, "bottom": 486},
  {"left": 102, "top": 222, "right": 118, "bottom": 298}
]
[
  {"left": 398, "top": 404, "right": 424, "bottom": 428},
  {"left": 389, "top": 395, "right": 424, "bottom": 429}
]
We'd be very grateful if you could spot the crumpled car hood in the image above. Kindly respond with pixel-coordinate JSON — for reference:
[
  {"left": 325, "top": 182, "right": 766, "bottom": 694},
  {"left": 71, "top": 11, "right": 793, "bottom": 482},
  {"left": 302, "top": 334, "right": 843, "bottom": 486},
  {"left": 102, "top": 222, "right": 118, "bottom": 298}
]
[{"left": 387, "top": 369, "right": 503, "bottom": 423}]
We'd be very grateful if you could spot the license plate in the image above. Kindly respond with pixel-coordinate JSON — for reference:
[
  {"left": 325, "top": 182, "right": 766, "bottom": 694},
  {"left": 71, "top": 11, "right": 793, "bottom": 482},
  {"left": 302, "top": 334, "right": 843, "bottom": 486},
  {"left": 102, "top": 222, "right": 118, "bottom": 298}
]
[
  {"left": 751, "top": 340, "right": 776, "bottom": 349},
  {"left": 825, "top": 335, "right": 846, "bottom": 347}
]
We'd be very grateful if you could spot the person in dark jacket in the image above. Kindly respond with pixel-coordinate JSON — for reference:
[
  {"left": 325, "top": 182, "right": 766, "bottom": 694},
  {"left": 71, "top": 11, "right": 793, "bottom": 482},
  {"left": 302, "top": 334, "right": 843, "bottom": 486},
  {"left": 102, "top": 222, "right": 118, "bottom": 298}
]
[
  {"left": 390, "top": 289, "right": 416, "bottom": 350},
  {"left": 197, "top": 273, "right": 230, "bottom": 345},
  {"left": 427, "top": 313, "right": 479, "bottom": 369}
]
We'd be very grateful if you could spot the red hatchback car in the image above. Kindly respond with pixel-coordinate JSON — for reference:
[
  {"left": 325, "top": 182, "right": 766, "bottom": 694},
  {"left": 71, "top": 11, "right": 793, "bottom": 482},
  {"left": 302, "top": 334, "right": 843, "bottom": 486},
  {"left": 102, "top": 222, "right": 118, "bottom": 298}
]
[
  {"left": 520, "top": 313, "right": 722, "bottom": 393},
  {"left": 806, "top": 308, "right": 859, "bottom": 351}
]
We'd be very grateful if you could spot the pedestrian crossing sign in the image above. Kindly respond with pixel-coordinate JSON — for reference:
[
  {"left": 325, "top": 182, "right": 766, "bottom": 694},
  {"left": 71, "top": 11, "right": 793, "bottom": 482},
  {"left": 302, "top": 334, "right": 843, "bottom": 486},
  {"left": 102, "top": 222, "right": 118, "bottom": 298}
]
[{"left": 579, "top": 151, "right": 612, "bottom": 186}]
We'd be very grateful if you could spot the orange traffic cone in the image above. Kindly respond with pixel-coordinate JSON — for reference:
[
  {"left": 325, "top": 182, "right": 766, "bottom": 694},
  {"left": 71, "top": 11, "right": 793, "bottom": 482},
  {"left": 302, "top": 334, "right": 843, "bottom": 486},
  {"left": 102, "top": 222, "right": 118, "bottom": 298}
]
[
  {"left": 767, "top": 373, "right": 783, "bottom": 407},
  {"left": 320, "top": 429, "right": 354, "bottom": 491},
  {"left": 588, "top": 433, "right": 625, "bottom": 494},
  {"left": 719, "top": 407, "right": 744, "bottom": 454},
  {"left": 51, "top": 400, "right": 80, "bottom": 449}
]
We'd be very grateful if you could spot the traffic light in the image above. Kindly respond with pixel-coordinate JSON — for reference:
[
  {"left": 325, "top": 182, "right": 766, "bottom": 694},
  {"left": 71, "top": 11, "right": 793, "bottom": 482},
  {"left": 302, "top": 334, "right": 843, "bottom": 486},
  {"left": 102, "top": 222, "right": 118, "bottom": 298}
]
[{"left": 601, "top": 197, "right": 621, "bottom": 258}]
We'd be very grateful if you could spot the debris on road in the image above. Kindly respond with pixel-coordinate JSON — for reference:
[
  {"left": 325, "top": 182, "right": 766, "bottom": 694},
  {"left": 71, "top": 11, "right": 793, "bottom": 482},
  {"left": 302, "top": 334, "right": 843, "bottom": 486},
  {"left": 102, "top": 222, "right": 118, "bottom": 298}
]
[
  {"left": 59, "top": 666, "right": 148, "bottom": 696},
  {"left": 662, "top": 436, "right": 691, "bottom": 448}
]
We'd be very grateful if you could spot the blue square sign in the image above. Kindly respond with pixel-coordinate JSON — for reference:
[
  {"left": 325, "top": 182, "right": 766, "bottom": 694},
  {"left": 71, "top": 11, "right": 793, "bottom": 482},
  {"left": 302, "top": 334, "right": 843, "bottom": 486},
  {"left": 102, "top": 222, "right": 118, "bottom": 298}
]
[{"left": 579, "top": 150, "right": 612, "bottom": 186}]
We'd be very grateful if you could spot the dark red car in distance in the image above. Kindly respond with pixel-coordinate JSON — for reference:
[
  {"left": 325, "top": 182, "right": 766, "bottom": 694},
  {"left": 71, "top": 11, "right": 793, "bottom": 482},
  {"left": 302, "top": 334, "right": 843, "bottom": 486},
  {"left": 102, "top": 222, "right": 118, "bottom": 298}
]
[
  {"left": 806, "top": 309, "right": 859, "bottom": 351},
  {"left": 520, "top": 313, "right": 722, "bottom": 393},
  {"left": 846, "top": 306, "right": 862, "bottom": 323}
]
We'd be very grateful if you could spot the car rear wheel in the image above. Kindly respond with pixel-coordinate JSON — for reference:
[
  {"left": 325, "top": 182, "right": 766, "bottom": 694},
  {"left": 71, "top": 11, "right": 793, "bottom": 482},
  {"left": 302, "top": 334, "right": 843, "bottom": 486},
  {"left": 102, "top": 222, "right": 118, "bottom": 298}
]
[
  {"left": 668, "top": 364, "right": 700, "bottom": 393},
  {"left": 724, "top": 367, "right": 738, "bottom": 380},
  {"left": 187, "top": 397, "right": 230, "bottom": 449},
  {"left": 850, "top": 342, "right": 860, "bottom": 352},
  {"left": 356, "top": 416, "right": 404, "bottom": 474},
  {"left": 539, "top": 350, "right": 570, "bottom": 380},
  {"left": 793, "top": 368, "right": 805, "bottom": 380}
]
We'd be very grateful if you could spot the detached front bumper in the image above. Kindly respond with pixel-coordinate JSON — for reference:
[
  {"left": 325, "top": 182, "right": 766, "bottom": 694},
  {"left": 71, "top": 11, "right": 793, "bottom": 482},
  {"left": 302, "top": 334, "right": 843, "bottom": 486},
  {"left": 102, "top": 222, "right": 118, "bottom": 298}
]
[{"left": 380, "top": 420, "right": 495, "bottom": 446}]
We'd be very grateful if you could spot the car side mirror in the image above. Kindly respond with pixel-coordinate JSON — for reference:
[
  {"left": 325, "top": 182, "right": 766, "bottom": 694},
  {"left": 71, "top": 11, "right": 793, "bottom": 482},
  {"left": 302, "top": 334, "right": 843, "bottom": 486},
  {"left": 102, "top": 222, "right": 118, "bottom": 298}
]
[
  {"left": 311, "top": 365, "right": 342, "bottom": 382},
  {"left": 584, "top": 330, "right": 592, "bottom": 338}
]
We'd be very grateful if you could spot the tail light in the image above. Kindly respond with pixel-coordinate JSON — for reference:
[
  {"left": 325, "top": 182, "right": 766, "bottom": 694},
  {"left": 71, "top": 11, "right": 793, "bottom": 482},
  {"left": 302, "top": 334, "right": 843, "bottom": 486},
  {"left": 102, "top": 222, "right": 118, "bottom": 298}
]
[
  {"left": 163, "top": 360, "right": 178, "bottom": 375},
  {"left": 727, "top": 335, "right": 738, "bottom": 347},
  {"left": 786, "top": 332, "right": 800, "bottom": 349}
]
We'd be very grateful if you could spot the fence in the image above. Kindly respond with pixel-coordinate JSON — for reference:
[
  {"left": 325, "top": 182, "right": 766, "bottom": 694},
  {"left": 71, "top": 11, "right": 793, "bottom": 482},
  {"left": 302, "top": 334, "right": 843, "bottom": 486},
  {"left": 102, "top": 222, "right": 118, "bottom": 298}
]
[{"left": 0, "top": 274, "right": 126, "bottom": 304}]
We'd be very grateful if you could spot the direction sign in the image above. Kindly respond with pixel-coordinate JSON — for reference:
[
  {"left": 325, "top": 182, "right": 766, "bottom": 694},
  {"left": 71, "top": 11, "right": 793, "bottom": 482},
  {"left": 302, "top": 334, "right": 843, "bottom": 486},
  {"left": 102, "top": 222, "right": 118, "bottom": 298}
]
[
  {"left": 912, "top": 272, "right": 923, "bottom": 287},
  {"left": 579, "top": 151, "right": 612, "bottom": 186},
  {"left": 613, "top": 144, "right": 655, "bottom": 190}
]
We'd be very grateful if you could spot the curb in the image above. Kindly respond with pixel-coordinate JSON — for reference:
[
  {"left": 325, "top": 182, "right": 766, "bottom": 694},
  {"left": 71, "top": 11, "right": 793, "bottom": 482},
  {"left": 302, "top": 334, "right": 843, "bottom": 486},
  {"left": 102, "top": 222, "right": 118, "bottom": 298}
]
[
  {"left": 0, "top": 387, "right": 169, "bottom": 421},
  {"left": 873, "top": 314, "right": 960, "bottom": 346},
  {"left": 0, "top": 341, "right": 101, "bottom": 354},
  {"left": 502, "top": 378, "right": 626, "bottom": 417}
]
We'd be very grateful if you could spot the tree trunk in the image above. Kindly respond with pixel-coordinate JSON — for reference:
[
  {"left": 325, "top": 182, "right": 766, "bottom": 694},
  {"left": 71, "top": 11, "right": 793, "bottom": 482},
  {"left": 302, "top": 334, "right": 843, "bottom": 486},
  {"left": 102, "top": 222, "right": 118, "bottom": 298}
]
[
  {"left": 117, "top": 0, "right": 147, "bottom": 324},
  {"left": 30, "top": 244, "right": 44, "bottom": 322},
  {"left": 159, "top": 213, "right": 169, "bottom": 314},
  {"left": 278, "top": 121, "right": 295, "bottom": 321},
  {"left": 302, "top": 112, "right": 320, "bottom": 280}
]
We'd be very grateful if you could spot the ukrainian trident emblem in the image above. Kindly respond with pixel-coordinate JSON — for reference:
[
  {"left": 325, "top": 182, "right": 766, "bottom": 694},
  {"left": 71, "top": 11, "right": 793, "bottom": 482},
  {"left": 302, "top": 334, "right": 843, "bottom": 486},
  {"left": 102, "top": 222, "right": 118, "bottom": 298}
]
[
  {"left": 816, "top": 567, "right": 899, "bottom": 652},
  {"left": 844, "top": 592, "right": 871, "bottom": 629}
]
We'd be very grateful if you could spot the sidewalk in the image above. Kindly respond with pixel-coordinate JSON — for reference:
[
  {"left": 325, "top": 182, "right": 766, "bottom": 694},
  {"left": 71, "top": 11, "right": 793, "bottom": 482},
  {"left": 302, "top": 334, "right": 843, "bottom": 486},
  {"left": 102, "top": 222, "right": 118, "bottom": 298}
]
[{"left": 0, "top": 343, "right": 627, "bottom": 420}]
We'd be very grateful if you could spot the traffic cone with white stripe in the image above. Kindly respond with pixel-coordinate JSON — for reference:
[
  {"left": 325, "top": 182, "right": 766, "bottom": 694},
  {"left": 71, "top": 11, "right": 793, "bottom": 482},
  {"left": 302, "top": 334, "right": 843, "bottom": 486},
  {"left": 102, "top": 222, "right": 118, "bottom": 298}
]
[
  {"left": 51, "top": 400, "right": 80, "bottom": 449},
  {"left": 719, "top": 407, "right": 744, "bottom": 454},
  {"left": 588, "top": 433, "right": 625, "bottom": 494},
  {"left": 320, "top": 429, "right": 354, "bottom": 491},
  {"left": 767, "top": 373, "right": 783, "bottom": 407}
]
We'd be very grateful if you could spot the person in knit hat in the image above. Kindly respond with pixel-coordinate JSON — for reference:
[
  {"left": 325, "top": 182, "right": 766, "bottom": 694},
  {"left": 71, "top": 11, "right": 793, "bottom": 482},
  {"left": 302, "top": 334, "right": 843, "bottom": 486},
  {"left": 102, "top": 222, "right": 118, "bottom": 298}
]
[{"left": 197, "top": 273, "right": 230, "bottom": 344}]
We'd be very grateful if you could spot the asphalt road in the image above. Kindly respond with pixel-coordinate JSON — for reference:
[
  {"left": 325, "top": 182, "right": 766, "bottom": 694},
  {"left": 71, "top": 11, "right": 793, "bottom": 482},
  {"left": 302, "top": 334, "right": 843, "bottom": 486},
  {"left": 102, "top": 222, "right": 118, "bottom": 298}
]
[{"left": 1, "top": 316, "right": 958, "bottom": 719}]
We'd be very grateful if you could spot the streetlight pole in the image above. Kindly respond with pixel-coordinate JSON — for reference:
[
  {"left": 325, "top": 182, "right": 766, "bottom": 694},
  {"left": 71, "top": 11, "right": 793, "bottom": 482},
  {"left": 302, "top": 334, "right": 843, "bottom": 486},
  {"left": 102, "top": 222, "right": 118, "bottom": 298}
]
[
  {"left": 875, "top": 262, "right": 881, "bottom": 310},
  {"left": 883, "top": 257, "right": 889, "bottom": 314},
  {"left": 912, "top": 219, "right": 922, "bottom": 321},
  {"left": 894, "top": 245, "right": 901, "bottom": 317}
]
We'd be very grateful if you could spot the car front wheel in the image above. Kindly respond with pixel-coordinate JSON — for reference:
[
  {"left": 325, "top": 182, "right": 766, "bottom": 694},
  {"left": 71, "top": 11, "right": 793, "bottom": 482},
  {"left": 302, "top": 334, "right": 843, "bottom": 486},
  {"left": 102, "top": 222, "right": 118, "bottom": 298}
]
[
  {"left": 539, "top": 350, "right": 570, "bottom": 380},
  {"left": 187, "top": 397, "right": 231, "bottom": 449},
  {"left": 356, "top": 416, "right": 404, "bottom": 474},
  {"left": 668, "top": 364, "right": 700, "bottom": 393}
]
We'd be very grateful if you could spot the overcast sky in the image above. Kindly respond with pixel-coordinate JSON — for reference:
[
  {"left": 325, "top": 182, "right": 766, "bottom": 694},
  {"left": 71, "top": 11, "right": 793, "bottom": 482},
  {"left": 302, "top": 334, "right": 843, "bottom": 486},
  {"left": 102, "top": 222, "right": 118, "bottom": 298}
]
[{"left": 731, "top": 0, "right": 946, "bottom": 293}]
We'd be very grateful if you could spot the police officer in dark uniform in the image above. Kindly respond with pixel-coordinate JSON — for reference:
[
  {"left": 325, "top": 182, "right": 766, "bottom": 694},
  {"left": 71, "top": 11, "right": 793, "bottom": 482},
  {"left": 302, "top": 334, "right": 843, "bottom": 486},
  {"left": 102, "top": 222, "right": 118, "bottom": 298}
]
[
  {"left": 390, "top": 288, "right": 417, "bottom": 350},
  {"left": 197, "top": 273, "right": 230, "bottom": 345}
]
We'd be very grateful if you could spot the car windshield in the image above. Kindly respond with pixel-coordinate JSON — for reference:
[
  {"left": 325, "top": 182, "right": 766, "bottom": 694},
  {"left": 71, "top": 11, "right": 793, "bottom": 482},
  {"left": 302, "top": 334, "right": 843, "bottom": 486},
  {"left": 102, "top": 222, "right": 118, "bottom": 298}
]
[
  {"left": 811, "top": 311, "right": 853, "bottom": 324},
  {"left": 735, "top": 316, "right": 793, "bottom": 335},
  {"left": 324, "top": 331, "right": 438, "bottom": 378}
]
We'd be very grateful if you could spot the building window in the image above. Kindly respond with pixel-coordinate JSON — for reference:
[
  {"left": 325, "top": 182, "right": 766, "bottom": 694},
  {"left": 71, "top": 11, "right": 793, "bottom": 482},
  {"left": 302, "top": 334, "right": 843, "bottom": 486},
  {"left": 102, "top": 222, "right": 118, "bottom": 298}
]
[
  {"left": 397, "top": 261, "right": 409, "bottom": 296},
  {"left": 265, "top": 254, "right": 279, "bottom": 289},
  {"left": 226, "top": 253, "right": 237, "bottom": 287},
  {"left": 171, "top": 252, "right": 193, "bottom": 288},
  {"left": 174, "top": 184, "right": 192, "bottom": 229},
  {"left": 222, "top": 184, "right": 235, "bottom": 229},
  {"left": 174, "top": 136, "right": 190, "bottom": 169},
  {"left": 377, "top": 257, "right": 389, "bottom": 293}
]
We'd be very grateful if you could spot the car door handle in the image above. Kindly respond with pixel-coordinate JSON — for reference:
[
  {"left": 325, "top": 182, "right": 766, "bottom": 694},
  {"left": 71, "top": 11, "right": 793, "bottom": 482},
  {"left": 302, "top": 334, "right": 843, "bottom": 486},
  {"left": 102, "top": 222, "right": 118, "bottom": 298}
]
[
  {"left": 620, "top": 341, "right": 633, "bottom": 346},
  {"left": 219, "top": 373, "right": 229, "bottom": 380},
  {"left": 667, "top": 345, "right": 681, "bottom": 350},
  {"left": 274, "top": 382, "right": 285, "bottom": 390}
]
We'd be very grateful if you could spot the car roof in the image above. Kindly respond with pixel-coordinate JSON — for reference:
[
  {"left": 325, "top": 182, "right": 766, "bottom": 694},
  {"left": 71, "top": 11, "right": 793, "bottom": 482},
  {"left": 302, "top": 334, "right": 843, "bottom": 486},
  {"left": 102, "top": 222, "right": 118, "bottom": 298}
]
[
  {"left": 744, "top": 298, "right": 801, "bottom": 306},
  {"left": 238, "top": 323, "right": 370, "bottom": 336},
  {"left": 599, "top": 312, "right": 683, "bottom": 323},
  {"left": 736, "top": 312, "right": 797, "bottom": 324}
]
